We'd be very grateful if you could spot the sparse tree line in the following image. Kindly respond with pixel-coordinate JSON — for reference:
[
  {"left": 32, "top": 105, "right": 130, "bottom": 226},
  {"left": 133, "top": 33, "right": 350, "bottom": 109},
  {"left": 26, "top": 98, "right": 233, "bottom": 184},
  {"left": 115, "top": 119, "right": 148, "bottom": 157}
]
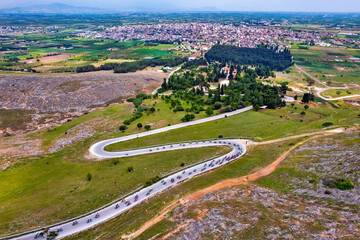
[
  {"left": 76, "top": 57, "right": 186, "bottom": 73},
  {"left": 118, "top": 93, "right": 156, "bottom": 132}
]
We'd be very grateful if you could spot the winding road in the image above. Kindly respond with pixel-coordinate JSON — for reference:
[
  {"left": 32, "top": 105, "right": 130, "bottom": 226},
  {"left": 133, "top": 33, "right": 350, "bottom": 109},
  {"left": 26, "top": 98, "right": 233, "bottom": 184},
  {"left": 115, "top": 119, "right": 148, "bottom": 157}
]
[
  {"left": 295, "top": 64, "right": 360, "bottom": 100},
  {"left": 7, "top": 107, "right": 253, "bottom": 240}
]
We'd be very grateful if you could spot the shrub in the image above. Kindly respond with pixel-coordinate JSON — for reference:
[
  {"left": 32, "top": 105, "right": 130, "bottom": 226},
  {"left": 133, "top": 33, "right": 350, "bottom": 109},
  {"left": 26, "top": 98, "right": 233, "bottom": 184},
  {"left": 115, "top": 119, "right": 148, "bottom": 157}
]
[
  {"left": 137, "top": 123, "right": 143, "bottom": 129},
  {"left": 335, "top": 179, "right": 354, "bottom": 190},
  {"left": 136, "top": 93, "right": 148, "bottom": 99},
  {"left": 181, "top": 114, "right": 195, "bottom": 122},
  {"left": 127, "top": 97, "right": 143, "bottom": 108},
  {"left": 176, "top": 106, "right": 184, "bottom": 111},
  {"left": 322, "top": 122, "right": 333, "bottom": 128},
  {"left": 119, "top": 125, "right": 127, "bottom": 131},
  {"left": 205, "top": 108, "right": 214, "bottom": 116},
  {"left": 144, "top": 175, "right": 161, "bottom": 187},
  {"left": 218, "top": 135, "right": 223, "bottom": 138},
  {"left": 324, "top": 178, "right": 354, "bottom": 190},
  {"left": 127, "top": 166, "right": 134, "bottom": 172},
  {"left": 214, "top": 102, "right": 222, "bottom": 110},
  {"left": 180, "top": 163, "right": 185, "bottom": 167},
  {"left": 111, "top": 159, "right": 120, "bottom": 165},
  {"left": 123, "top": 119, "right": 131, "bottom": 125},
  {"left": 86, "top": 172, "right": 92, "bottom": 181}
]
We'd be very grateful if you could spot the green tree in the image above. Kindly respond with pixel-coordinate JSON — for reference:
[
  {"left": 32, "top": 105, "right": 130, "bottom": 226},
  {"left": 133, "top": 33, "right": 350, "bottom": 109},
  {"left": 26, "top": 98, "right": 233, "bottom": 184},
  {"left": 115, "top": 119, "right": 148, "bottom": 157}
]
[
  {"left": 254, "top": 104, "right": 260, "bottom": 111},
  {"left": 137, "top": 123, "right": 143, "bottom": 129},
  {"left": 205, "top": 108, "right": 214, "bottom": 116},
  {"left": 214, "top": 102, "right": 222, "bottom": 110},
  {"left": 145, "top": 125, "right": 151, "bottom": 131},
  {"left": 300, "top": 111, "right": 306, "bottom": 117},
  {"left": 304, "top": 105, "right": 309, "bottom": 111},
  {"left": 301, "top": 93, "right": 314, "bottom": 103}
]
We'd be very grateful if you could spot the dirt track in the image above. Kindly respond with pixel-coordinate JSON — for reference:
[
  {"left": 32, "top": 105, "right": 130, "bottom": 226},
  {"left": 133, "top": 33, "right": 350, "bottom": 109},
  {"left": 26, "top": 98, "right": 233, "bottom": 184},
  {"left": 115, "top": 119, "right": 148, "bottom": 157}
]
[{"left": 123, "top": 128, "right": 346, "bottom": 239}]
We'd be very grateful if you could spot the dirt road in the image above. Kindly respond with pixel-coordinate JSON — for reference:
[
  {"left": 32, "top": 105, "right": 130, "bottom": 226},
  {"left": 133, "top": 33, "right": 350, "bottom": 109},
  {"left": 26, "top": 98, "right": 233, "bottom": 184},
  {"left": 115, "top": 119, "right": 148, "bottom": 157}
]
[{"left": 123, "top": 128, "right": 346, "bottom": 239}]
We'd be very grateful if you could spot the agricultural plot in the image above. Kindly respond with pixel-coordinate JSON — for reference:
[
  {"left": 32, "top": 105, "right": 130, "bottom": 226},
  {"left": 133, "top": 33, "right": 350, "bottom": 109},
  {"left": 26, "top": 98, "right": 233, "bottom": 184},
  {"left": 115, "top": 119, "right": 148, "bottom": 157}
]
[{"left": 291, "top": 47, "right": 360, "bottom": 84}]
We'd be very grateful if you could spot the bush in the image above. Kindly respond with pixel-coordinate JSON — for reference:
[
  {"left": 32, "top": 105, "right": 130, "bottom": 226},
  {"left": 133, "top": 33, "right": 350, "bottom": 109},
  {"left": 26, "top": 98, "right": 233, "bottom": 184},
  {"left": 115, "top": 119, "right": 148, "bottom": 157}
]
[
  {"left": 335, "top": 179, "right": 355, "bottom": 190},
  {"left": 324, "top": 178, "right": 354, "bottom": 190},
  {"left": 218, "top": 135, "right": 223, "bottom": 138},
  {"left": 145, "top": 125, "right": 151, "bottom": 131},
  {"left": 214, "top": 102, "right": 222, "bottom": 110},
  {"left": 176, "top": 106, "right": 184, "bottom": 111},
  {"left": 136, "top": 93, "right": 148, "bottom": 99},
  {"left": 86, "top": 172, "right": 92, "bottom": 181},
  {"left": 206, "top": 108, "right": 214, "bottom": 116},
  {"left": 111, "top": 159, "right": 120, "bottom": 165},
  {"left": 137, "top": 123, "right": 143, "bottom": 128},
  {"left": 322, "top": 122, "right": 333, "bottom": 128},
  {"left": 127, "top": 98, "right": 143, "bottom": 108},
  {"left": 123, "top": 119, "right": 131, "bottom": 125},
  {"left": 181, "top": 114, "right": 195, "bottom": 122},
  {"left": 127, "top": 166, "right": 134, "bottom": 172},
  {"left": 144, "top": 175, "right": 161, "bottom": 187},
  {"left": 119, "top": 125, "right": 127, "bottom": 131},
  {"left": 180, "top": 163, "right": 185, "bottom": 167}
]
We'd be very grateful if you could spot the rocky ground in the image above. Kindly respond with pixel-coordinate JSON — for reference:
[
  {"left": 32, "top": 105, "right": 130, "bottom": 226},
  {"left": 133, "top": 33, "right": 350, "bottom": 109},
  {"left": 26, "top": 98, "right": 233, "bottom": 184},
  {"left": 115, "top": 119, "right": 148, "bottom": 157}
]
[
  {"left": 153, "top": 132, "right": 360, "bottom": 240},
  {"left": 290, "top": 132, "right": 360, "bottom": 206},
  {"left": 0, "top": 69, "right": 166, "bottom": 134}
]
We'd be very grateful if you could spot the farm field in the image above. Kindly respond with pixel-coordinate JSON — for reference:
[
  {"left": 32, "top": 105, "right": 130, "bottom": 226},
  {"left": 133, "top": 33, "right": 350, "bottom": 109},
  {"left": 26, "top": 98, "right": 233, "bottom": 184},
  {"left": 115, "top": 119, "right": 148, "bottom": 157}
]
[
  {"left": 290, "top": 46, "right": 360, "bottom": 85},
  {"left": 0, "top": 37, "right": 186, "bottom": 73}
]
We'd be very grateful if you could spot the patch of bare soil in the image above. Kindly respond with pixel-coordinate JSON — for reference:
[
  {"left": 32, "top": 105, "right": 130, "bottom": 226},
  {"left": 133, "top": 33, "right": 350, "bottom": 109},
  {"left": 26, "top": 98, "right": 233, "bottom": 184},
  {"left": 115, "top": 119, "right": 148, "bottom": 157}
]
[
  {"left": 0, "top": 70, "right": 166, "bottom": 134},
  {"left": 20, "top": 53, "right": 81, "bottom": 64},
  {"left": 0, "top": 136, "right": 43, "bottom": 170}
]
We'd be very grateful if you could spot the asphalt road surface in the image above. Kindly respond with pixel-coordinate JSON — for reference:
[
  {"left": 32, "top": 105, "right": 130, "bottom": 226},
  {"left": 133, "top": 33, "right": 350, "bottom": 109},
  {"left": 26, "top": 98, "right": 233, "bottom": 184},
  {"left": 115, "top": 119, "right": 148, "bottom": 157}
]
[{"left": 12, "top": 140, "right": 246, "bottom": 240}]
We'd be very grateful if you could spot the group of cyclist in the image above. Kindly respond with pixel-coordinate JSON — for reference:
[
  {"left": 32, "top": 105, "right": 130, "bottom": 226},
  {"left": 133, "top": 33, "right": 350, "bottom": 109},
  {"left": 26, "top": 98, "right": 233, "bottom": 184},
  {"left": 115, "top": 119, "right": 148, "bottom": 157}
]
[{"left": 32, "top": 140, "right": 243, "bottom": 240}]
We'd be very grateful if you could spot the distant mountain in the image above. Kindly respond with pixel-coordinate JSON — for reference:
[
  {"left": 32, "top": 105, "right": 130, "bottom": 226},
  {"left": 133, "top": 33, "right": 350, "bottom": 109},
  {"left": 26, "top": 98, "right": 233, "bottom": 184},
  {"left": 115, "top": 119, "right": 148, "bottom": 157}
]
[
  {"left": 186, "top": 6, "right": 223, "bottom": 12},
  {"left": 0, "top": 3, "right": 110, "bottom": 14},
  {"left": 0, "top": 2, "right": 223, "bottom": 14}
]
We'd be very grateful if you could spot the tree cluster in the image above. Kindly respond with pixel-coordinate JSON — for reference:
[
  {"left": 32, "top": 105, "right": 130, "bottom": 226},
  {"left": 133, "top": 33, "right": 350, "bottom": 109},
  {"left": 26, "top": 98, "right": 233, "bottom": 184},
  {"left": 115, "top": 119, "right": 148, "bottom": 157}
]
[{"left": 205, "top": 44, "right": 293, "bottom": 71}]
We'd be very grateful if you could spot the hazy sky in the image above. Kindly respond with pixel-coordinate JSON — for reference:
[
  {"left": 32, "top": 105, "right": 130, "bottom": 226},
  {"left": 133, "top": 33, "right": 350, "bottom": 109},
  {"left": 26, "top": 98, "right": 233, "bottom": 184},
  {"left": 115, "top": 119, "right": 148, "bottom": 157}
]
[{"left": 1, "top": 0, "right": 360, "bottom": 12}]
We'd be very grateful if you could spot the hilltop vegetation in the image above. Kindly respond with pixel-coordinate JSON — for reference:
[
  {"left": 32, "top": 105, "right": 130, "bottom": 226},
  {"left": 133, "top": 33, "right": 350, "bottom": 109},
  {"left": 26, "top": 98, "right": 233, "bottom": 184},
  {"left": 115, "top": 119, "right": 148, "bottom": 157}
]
[
  {"left": 160, "top": 62, "right": 287, "bottom": 110},
  {"left": 205, "top": 45, "right": 293, "bottom": 71}
]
